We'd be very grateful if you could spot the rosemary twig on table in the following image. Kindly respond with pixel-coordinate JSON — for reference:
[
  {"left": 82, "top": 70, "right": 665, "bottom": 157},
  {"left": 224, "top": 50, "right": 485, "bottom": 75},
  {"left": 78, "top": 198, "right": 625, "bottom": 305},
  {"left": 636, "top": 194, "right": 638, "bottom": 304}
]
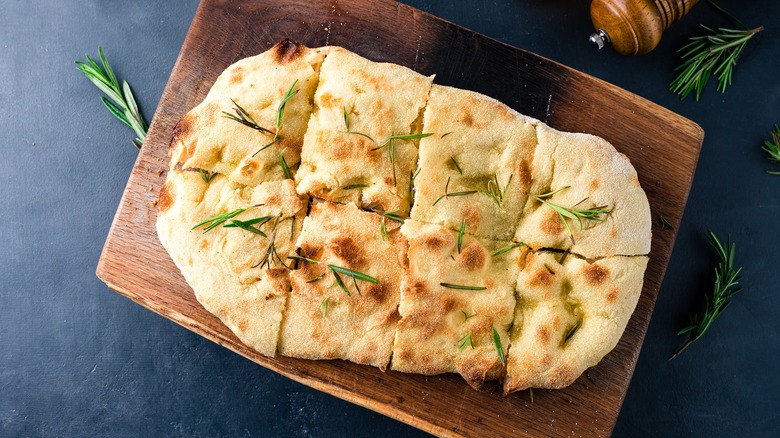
[
  {"left": 672, "top": 230, "right": 743, "bottom": 359},
  {"left": 762, "top": 124, "right": 780, "bottom": 175},
  {"left": 669, "top": 1, "right": 763, "bottom": 101},
  {"left": 76, "top": 47, "right": 148, "bottom": 148}
]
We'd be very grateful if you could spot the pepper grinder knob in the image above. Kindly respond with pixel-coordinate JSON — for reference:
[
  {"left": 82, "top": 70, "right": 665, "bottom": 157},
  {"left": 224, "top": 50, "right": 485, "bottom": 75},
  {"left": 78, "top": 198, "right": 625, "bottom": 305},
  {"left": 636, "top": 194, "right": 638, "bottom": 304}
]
[{"left": 589, "top": 0, "right": 700, "bottom": 55}]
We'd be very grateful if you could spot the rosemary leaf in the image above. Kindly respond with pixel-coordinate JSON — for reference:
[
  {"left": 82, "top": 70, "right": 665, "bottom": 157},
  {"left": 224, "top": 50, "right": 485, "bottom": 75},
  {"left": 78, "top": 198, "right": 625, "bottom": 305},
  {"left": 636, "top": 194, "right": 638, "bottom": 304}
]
[
  {"left": 223, "top": 99, "right": 274, "bottom": 136},
  {"left": 192, "top": 208, "right": 247, "bottom": 232},
  {"left": 307, "top": 273, "right": 326, "bottom": 283},
  {"left": 462, "top": 311, "right": 477, "bottom": 321},
  {"left": 659, "top": 216, "right": 674, "bottom": 230},
  {"left": 564, "top": 318, "right": 582, "bottom": 343},
  {"left": 762, "top": 124, "right": 780, "bottom": 174},
  {"left": 458, "top": 332, "right": 474, "bottom": 351},
  {"left": 492, "top": 327, "right": 506, "bottom": 365},
  {"left": 226, "top": 218, "right": 267, "bottom": 236},
  {"left": 382, "top": 210, "right": 405, "bottom": 223},
  {"left": 330, "top": 269, "right": 350, "bottom": 296},
  {"left": 450, "top": 156, "right": 463, "bottom": 175},
  {"left": 492, "top": 242, "right": 525, "bottom": 257},
  {"left": 199, "top": 169, "right": 216, "bottom": 184},
  {"left": 280, "top": 152, "right": 292, "bottom": 179},
  {"left": 440, "top": 283, "right": 486, "bottom": 291},
  {"left": 328, "top": 265, "right": 379, "bottom": 284},
  {"left": 457, "top": 219, "right": 466, "bottom": 254},
  {"left": 342, "top": 107, "right": 376, "bottom": 143},
  {"left": 380, "top": 217, "right": 389, "bottom": 241},
  {"left": 343, "top": 183, "right": 370, "bottom": 190},
  {"left": 276, "top": 79, "right": 299, "bottom": 137},
  {"left": 287, "top": 255, "right": 320, "bottom": 264},
  {"left": 318, "top": 296, "right": 330, "bottom": 317}
]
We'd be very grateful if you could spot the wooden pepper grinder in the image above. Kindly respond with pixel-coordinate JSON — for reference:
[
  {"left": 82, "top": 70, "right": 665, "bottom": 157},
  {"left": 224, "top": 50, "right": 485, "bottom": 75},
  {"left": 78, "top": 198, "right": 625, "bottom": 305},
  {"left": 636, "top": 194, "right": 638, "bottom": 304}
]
[{"left": 589, "top": 0, "right": 700, "bottom": 55}]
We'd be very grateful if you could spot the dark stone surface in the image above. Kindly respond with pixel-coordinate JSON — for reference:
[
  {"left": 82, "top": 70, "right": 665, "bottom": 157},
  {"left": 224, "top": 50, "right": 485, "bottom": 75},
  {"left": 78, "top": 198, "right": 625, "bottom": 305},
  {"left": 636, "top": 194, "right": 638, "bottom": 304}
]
[{"left": 1, "top": 0, "right": 777, "bottom": 436}]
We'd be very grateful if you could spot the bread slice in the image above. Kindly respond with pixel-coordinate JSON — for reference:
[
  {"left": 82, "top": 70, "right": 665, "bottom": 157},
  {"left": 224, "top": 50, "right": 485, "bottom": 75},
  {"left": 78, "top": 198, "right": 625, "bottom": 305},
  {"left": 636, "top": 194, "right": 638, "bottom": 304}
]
[
  {"left": 156, "top": 171, "right": 307, "bottom": 355},
  {"left": 503, "top": 251, "right": 648, "bottom": 394},
  {"left": 295, "top": 47, "right": 434, "bottom": 216},
  {"left": 411, "top": 85, "right": 539, "bottom": 241},
  {"left": 515, "top": 124, "right": 652, "bottom": 258},
  {"left": 391, "top": 219, "right": 521, "bottom": 389},
  {"left": 169, "top": 40, "right": 326, "bottom": 185},
  {"left": 278, "top": 201, "right": 404, "bottom": 369}
]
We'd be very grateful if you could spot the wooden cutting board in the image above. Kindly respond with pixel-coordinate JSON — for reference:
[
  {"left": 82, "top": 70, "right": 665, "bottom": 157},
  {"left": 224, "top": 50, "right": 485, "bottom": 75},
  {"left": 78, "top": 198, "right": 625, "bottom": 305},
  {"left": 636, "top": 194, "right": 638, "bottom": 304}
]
[{"left": 96, "top": 0, "right": 703, "bottom": 436}]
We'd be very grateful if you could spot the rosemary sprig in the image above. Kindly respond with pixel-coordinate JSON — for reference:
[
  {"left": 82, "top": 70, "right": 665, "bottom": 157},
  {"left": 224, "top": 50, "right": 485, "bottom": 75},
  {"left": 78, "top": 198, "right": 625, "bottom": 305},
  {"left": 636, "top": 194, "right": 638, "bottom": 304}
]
[
  {"left": 252, "top": 215, "right": 293, "bottom": 270},
  {"left": 192, "top": 207, "right": 248, "bottom": 232},
  {"left": 342, "top": 107, "right": 376, "bottom": 143},
  {"left": 222, "top": 99, "right": 274, "bottom": 136},
  {"left": 457, "top": 219, "right": 466, "bottom": 253},
  {"left": 462, "top": 311, "right": 477, "bottom": 321},
  {"left": 280, "top": 152, "right": 292, "bottom": 179},
  {"left": 672, "top": 231, "right": 742, "bottom": 359},
  {"left": 275, "top": 80, "right": 299, "bottom": 140},
  {"left": 480, "top": 175, "right": 512, "bottom": 209},
  {"left": 670, "top": 1, "right": 763, "bottom": 102},
  {"left": 492, "top": 327, "right": 506, "bottom": 365},
  {"left": 458, "top": 332, "right": 474, "bottom": 351},
  {"left": 318, "top": 297, "right": 330, "bottom": 317},
  {"left": 76, "top": 47, "right": 148, "bottom": 147},
  {"left": 432, "top": 176, "right": 478, "bottom": 206},
  {"left": 372, "top": 133, "right": 433, "bottom": 186},
  {"left": 379, "top": 210, "right": 404, "bottom": 242},
  {"left": 492, "top": 242, "right": 525, "bottom": 257},
  {"left": 762, "top": 124, "right": 780, "bottom": 175},
  {"left": 199, "top": 169, "right": 216, "bottom": 184},
  {"left": 533, "top": 186, "right": 610, "bottom": 245},
  {"left": 440, "top": 283, "right": 486, "bottom": 291}
]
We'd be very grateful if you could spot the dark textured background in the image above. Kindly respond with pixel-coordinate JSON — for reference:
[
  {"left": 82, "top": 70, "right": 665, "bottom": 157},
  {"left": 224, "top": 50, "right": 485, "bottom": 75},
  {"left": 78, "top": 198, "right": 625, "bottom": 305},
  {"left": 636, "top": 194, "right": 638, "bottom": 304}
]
[{"left": 1, "top": 0, "right": 778, "bottom": 436}]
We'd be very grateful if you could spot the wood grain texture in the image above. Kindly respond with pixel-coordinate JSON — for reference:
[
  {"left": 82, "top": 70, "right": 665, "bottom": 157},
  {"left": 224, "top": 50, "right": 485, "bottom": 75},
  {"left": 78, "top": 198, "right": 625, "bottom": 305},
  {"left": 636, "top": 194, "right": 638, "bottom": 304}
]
[{"left": 96, "top": 0, "right": 703, "bottom": 436}]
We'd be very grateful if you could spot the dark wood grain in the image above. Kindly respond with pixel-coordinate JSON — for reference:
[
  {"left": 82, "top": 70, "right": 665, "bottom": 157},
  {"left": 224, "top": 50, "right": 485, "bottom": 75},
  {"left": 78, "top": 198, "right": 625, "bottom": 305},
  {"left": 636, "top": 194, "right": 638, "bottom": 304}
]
[{"left": 96, "top": 0, "right": 703, "bottom": 436}]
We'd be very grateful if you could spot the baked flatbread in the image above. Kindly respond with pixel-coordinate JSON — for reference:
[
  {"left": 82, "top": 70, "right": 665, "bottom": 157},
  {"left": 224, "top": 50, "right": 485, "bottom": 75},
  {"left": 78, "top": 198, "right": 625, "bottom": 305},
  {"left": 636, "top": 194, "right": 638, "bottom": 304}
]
[
  {"left": 411, "top": 85, "right": 539, "bottom": 241},
  {"left": 503, "top": 251, "right": 648, "bottom": 394},
  {"left": 169, "top": 40, "right": 325, "bottom": 185},
  {"left": 157, "top": 171, "right": 307, "bottom": 355},
  {"left": 157, "top": 40, "right": 653, "bottom": 394},
  {"left": 514, "top": 123, "right": 652, "bottom": 258},
  {"left": 391, "top": 220, "right": 521, "bottom": 389},
  {"left": 279, "top": 201, "right": 404, "bottom": 369},
  {"left": 295, "top": 47, "right": 434, "bottom": 216}
]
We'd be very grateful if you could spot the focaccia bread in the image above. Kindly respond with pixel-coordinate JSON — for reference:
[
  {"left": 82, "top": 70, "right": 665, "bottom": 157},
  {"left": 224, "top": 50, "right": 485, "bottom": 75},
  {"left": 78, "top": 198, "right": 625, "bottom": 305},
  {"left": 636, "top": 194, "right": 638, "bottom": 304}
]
[{"left": 157, "top": 40, "right": 652, "bottom": 394}]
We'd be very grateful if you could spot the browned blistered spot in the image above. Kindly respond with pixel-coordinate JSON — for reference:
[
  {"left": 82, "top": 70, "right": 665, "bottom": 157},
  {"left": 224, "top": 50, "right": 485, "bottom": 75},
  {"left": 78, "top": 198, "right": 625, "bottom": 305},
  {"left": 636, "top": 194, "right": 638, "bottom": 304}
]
[
  {"left": 421, "top": 233, "right": 450, "bottom": 251},
  {"left": 457, "top": 242, "right": 486, "bottom": 271},
  {"left": 383, "top": 176, "right": 394, "bottom": 185},
  {"left": 240, "top": 159, "right": 259, "bottom": 177},
  {"left": 583, "top": 264, "right": 609, "bottom": 286},
  {"left": 230, "top": 66, "right": 243, "bottom": 83},
  {"left": 441, "top": 295, "right": 464, "bottom": 313},
  {"left": 516, "top": 160, "right": 532, "bottom": 190},
  {"left": 589, "top": 178, "right": 600, "bottom": 191},
  {"left": 329, "top": 236, "right": 366, "bottom": 268},
  {"left": 198, "top": 238, "right": 209, "bottom": 250},
  {"left": 540, "top": 210, "right": 565, "bottom": 235},
  {"left": 264, "top": 194, "right": 281, "bottom": 206},
  {"left": 536, "top": 325, "right": 551, "bottom": 344},
  {"left": 157, "top": 180, "right": 174, "bottom": 213},
  {"left": 606, "top": 287, "right": 619, "bottom": 303},
  {"left": 462, "top": 112, "right": 474, "bottom": 127},
  {"left": 237, "top": 318, "right": 248, "bottom": 332},
  {"left": 459, "top": 205, "right": 482, "bottom": 231},
  {"left": 270, "top": 39, "right": 303, "bottom": 64},
  {"left": 365, "top": 282, "right": 390, "bottom": 303},
  {"left": 497, "top": 104, "right": 516, "bottom": 122},
  {"left": 405, "top": 279, "right": 428, "bottom": 298},
  {"left": 631, "top": 174, "right": 641, "bottom": 187},
  {"left": 610, "top": 227, "right": 618, "bottom": 238},
  {"left": 299, "top": 244, "right": 322, "bottom": 259},
  {"left": 530, "top": 267, "right": 555, "bottom": 287},
  {"left": 170, "top": 112, "right": 199, "bottom": 161},
  {"left": 319, "top": 91, "right": 339, "bottom": 109},
  {"left": 397, "top": 347, "right": 413, "bottom": 362}
]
